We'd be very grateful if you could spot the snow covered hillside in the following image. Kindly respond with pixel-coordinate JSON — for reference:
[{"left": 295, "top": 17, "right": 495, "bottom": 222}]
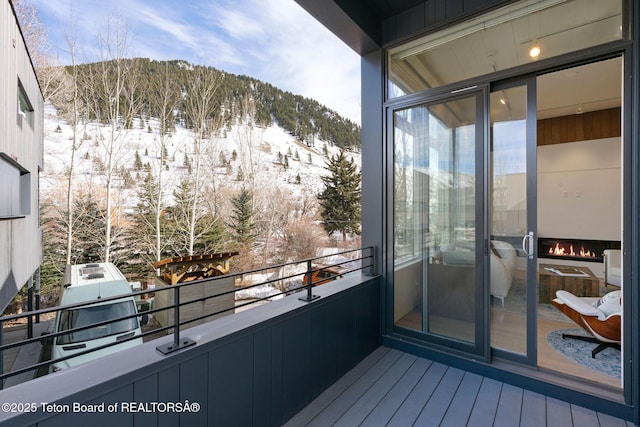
[{"left": 40, "top": 103, "right": 360, "bottom": 214}]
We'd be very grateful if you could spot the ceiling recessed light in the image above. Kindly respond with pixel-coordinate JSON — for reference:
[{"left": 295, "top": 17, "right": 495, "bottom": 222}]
[
  {"left": 529, "top": 46, "right": 541, "bottom": 58},
  {"left": 500, "top": 98, "right": 506, "bottom": 105}
]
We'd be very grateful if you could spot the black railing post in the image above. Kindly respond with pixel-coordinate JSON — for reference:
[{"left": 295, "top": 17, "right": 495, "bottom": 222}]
[
  {"left": 368, "top": 247, "right": 376, "bottom": 276},
  {"left": 35, "top": 267, "right": 41, "bottom": 323},
  {"left": 299, "top": 260, "right": 319, "bottom": 302},
  {"left": 0, "top": 319, "right": 3, "bottom": 390},
  {"left": 156, "top": 284, "right": 196, "bottom": 355},
  {"left": 172, "top": 285, "right": 181, "bottom": 349},
  {"left": 27, "top": 276, "right": 33, "bottom": 339}
]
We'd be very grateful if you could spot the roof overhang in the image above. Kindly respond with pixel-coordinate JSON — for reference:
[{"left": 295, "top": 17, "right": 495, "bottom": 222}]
[{"left": 294, "top": 0, "right": 426, "bottom": 55}]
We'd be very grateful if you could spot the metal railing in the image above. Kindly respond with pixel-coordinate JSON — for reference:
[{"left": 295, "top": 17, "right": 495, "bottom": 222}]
[{"left": 0, "top": 247, "right": 374, "bottom": 384}]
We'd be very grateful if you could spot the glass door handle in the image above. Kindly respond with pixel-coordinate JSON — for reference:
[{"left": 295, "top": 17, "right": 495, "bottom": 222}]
[{"left": 522, "top": 232, "right": 535, "bottom": 259}]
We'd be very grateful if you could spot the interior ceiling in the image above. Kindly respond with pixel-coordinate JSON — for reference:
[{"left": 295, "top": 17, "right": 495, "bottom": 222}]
[
  {"left": 390, "top": 1, "right": 623, "bottom": 119},
  {"left": 537, "top": 57, "right": 621, "bottom": 120}
]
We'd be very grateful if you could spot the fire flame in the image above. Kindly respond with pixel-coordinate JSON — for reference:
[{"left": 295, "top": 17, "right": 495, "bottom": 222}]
[{"left": 548, "top": 243, "right": 595, "bottom": 257}]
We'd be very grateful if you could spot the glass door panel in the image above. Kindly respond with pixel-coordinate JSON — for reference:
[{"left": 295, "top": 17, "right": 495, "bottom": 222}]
[
  {"left": 393, "top": 93, "right": 485, "bottom": 355},
  {"left": 489, "top": 80, "right": 537, "bottom": 365}
]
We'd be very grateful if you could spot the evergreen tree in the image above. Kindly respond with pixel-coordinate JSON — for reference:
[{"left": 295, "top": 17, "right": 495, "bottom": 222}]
[
  {"left": 134, "top": 150, "right": 143, "bottom": 170},
  {"left": 318, "top": 150, "right": 361, "bottom": 239},
  {"left": 121, "top": 168, "right": 134, "bottom": 188},
  {"left": 219, "top": 151, "right": 228, "bottom": 166},
  {"left": 227, "top": 188, "right": 256, "bottom": 248}
]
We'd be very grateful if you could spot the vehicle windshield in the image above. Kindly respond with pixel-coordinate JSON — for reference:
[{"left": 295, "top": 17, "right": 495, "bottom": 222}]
[{"left": 57, "top": 300, "right": 138, "bottom": 345}]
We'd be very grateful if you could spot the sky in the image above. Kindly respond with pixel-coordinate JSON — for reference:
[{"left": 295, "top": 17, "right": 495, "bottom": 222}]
[{"left": 29, "top": 0, "right": 362, "bottom": 123}]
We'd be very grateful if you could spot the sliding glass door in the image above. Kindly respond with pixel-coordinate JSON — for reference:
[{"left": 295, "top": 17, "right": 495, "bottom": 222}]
[
  {"left": 392, "top": 89, "right": 487, "bottom": 358},
  {"left": 489, "top": 79, "right": 538, "bottom": 364}
]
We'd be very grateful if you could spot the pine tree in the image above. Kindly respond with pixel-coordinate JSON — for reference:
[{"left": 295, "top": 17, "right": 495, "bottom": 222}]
[
  {"left": 318, "top": 150, "right": 361, "bottom": 239},
  {"left": 219, "top": 151, "right": 228, "bottom": 166},
  {"left": 134, "top": 150, "right": 143, "bottom": 169},
  {"left": 227, "top": 188, "right": 256, "bottom": 248}
]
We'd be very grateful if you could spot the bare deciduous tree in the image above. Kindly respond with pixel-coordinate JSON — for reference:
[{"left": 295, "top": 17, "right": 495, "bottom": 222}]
[
  {"left": 233, "top": 95, "right": 265, "bottom": 196},
  {"left": 92, "top": 14, "right": 140, "bottom": 262},
  {"left": 61, "top": 8, "right": 87, "bottom": 265},
  {"left": 181, "top": 66, "right": 222, "bottom": 255},
  {"left": 146, "top": 62, "right": 181, "bottom": 263}
]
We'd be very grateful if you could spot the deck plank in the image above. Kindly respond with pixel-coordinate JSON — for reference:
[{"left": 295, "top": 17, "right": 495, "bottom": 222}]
[
  {"left": 360, "top": 357, "right": 433, "bottom": 427},
  {"left": 283, "top": 346, "right": 390, "bottom": 427},
  {"left": 570, "top": 404, "right": 601, "bottom": 427},
  {"left": 598, "top": 410, "right": 630, "bottom": 427},
  {"left": 520, "top": 390, "right": 546, "bottom": 427},
  {"left": 440, "top": 372, "right": 484, "bottom": 427},
  {"left": 305, "top": 348, "right": 404, "bottom": 426},
  {"left": 333, "top": 352, "right": 418, "bottom": 427},
  {"left": 493, "top": 383, "right": 524, "bottom": 427},
  {"left": 466, "top": 377, "right": 502, "bottom": 427},
  {"left": 386, "top": 362, "right": 448, "bottom": 427},
  {"left": 546, "top": 396, "right": 573, "bottom": 427},
  {"left": 413, "top": 366, "right": 466, "bottom": 427}
]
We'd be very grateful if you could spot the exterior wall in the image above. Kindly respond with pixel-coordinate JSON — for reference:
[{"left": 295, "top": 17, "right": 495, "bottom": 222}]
[
  {"left": 0, "top": 275, "right": 380, "bottom": 426},
  {"left": 0, "top": 0, "right": 44, "bottom": 311},
  {"left": 381, "top": 0, "right": 511, "bottom": 46}
]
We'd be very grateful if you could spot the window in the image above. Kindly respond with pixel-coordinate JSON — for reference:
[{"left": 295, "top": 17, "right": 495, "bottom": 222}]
[
  {"left": 17, "top": 79, "right": 34, "bottom": 128},
  {"left": 57, "top": 301, "right": 139, "bottom": 345},
  {"left": 0, "top": 153, "right": 31, "bottom": 219}
]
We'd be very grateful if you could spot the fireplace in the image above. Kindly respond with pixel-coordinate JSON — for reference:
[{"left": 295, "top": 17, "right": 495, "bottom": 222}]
[{"left": 538, "top": 237, "right": 620, "bottom": 263}]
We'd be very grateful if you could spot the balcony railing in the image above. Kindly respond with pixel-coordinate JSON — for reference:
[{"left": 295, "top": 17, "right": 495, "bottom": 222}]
[{"left": 0, "top": 247, "right": 374, "bottom": 385}]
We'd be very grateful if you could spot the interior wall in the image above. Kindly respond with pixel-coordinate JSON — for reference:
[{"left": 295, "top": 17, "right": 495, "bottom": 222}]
[{"left": 537, "top": 137, "right": 621, "bottom": 241}]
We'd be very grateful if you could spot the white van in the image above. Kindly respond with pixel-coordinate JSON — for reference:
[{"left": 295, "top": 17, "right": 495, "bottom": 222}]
[{"left": 49, "top": 263, "right": 143, "bottom": 372}]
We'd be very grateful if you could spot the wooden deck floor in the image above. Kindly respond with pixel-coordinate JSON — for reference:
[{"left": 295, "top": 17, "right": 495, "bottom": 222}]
[{"left": 286, "top": 347, "right": 632, "bottom": 427}]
